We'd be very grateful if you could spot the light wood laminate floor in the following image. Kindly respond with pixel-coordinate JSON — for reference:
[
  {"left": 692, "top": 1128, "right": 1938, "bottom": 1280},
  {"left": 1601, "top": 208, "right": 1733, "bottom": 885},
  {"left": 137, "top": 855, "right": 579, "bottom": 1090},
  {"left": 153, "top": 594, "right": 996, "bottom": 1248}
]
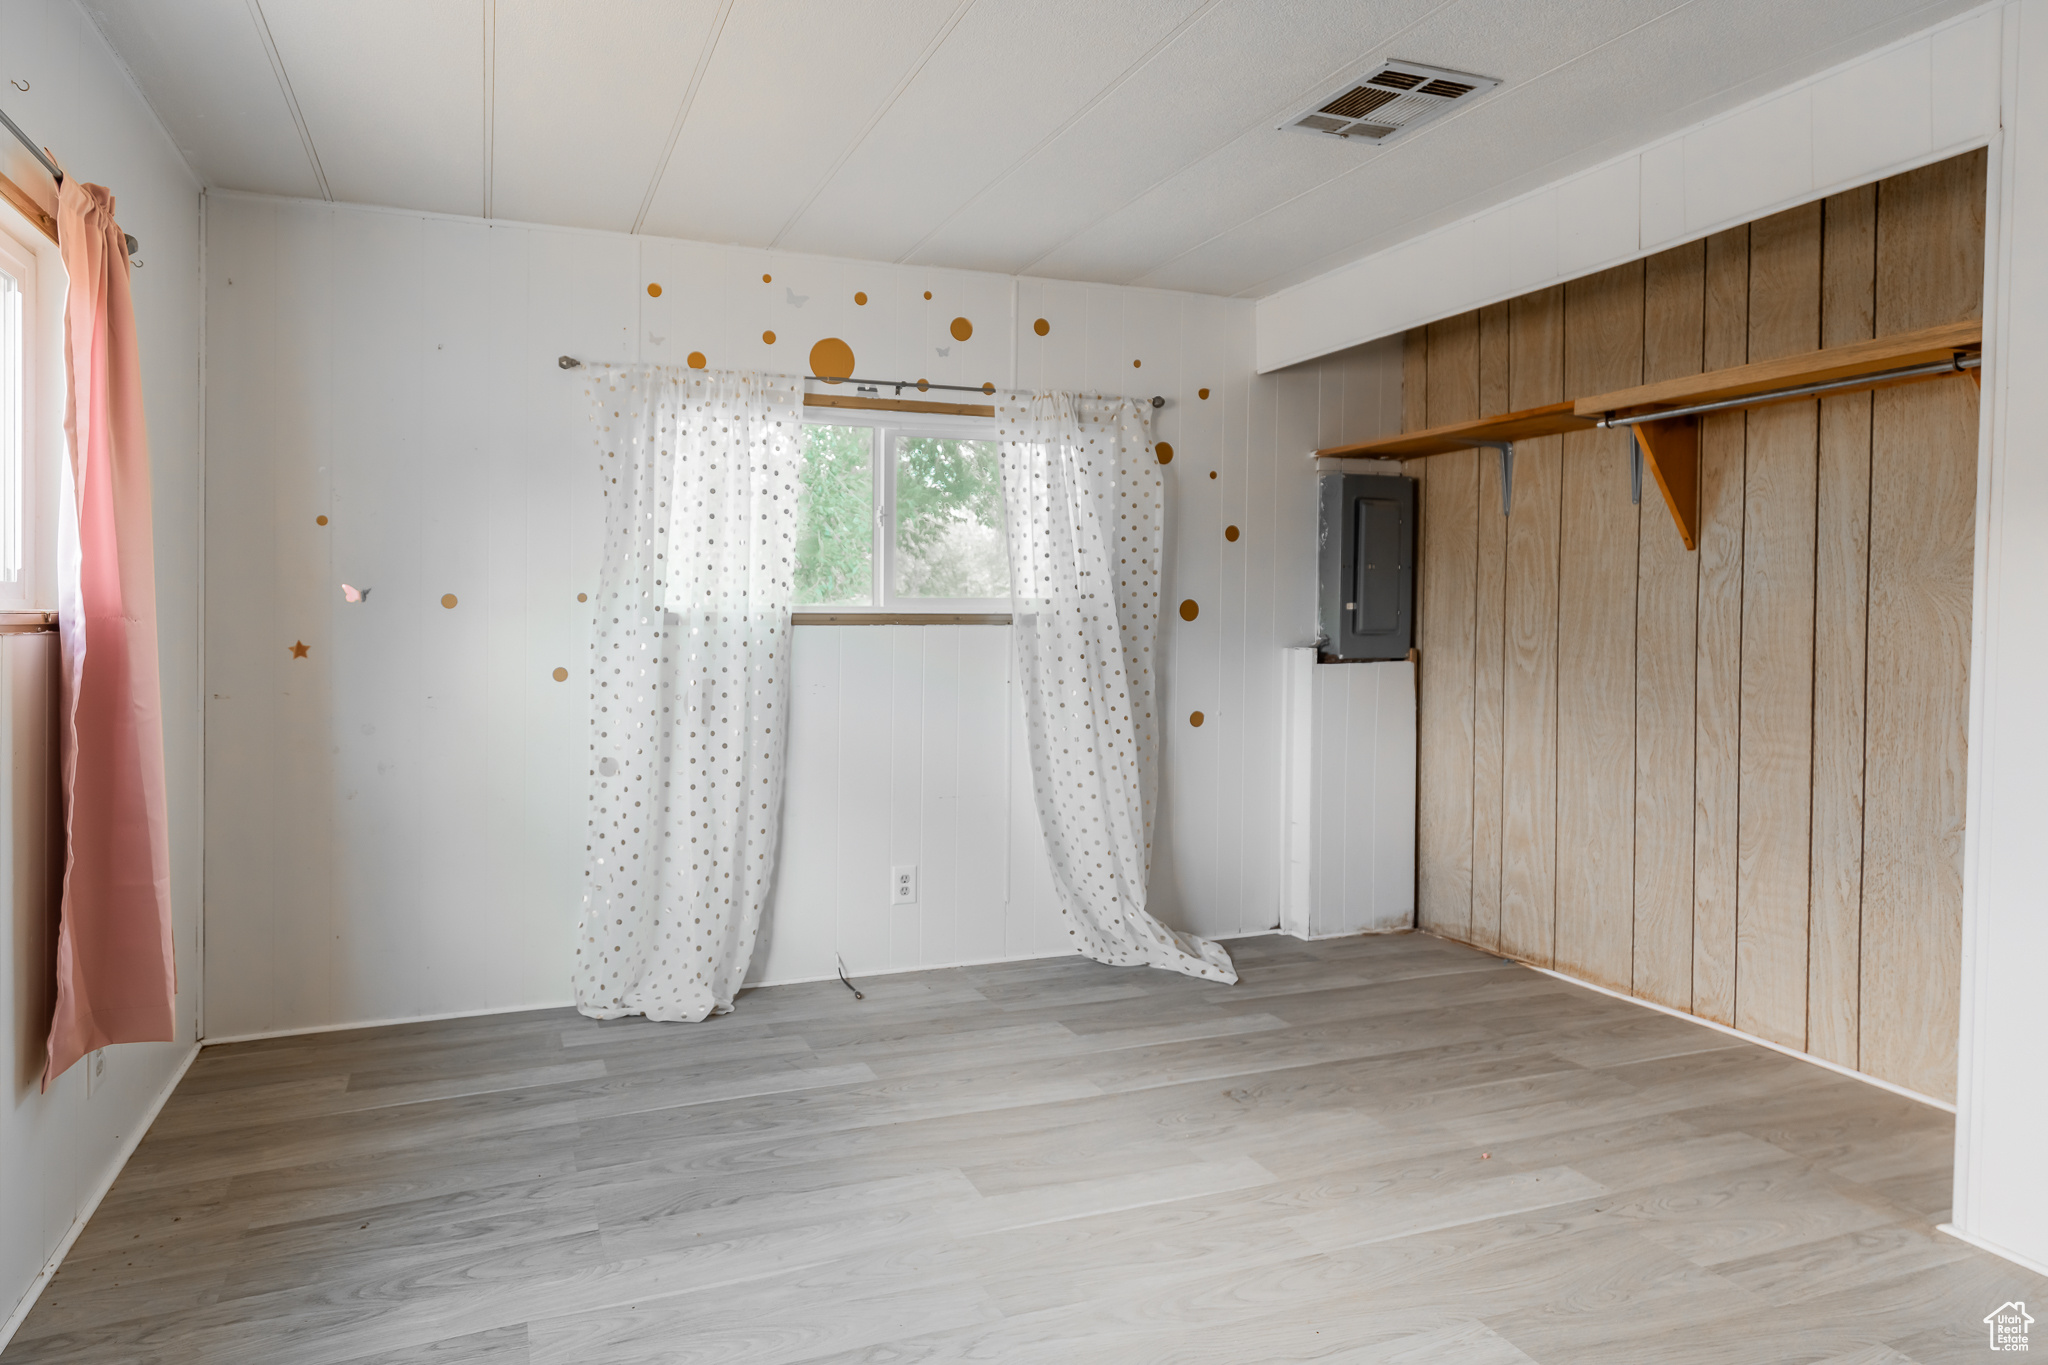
[{"left": 6, "top": 932, "right": 2040, "bottom": 1364}]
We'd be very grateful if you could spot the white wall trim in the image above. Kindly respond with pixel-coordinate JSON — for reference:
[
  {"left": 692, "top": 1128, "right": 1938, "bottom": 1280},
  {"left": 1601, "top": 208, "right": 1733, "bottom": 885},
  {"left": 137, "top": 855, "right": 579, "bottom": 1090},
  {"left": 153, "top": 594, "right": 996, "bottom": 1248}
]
[
  {"left": 1937, "top": 1222, "right": 2048, "bottom": 1279},
  {"left": 198, "top": 1000, "right": 576, "bottom": 1047},
  {"left": 0, "top": 1042, "right": 201, "bottom": 1358},
  {"left": 1255, "top": 2, "right": 2007, "bottom": 372},
  {"left": 198, "top": 187, "right": 1225, "bottom": 312},
  {"left": 1521, "top": 961, "right": 1956, "bottom": 1114},
  {"left": 1950, "top": 0, "right": 2048, "bottom": 1280},
  {"left": 198, "top": 937, "right": 1309, "bottom": 1047}
]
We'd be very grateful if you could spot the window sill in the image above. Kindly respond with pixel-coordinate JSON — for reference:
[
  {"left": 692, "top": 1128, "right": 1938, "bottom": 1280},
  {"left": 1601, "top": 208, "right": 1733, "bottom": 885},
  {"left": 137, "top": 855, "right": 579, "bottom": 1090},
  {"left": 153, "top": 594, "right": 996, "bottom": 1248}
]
[{"left": 791, "top": 611, "right": 1011, "bottom": 626}]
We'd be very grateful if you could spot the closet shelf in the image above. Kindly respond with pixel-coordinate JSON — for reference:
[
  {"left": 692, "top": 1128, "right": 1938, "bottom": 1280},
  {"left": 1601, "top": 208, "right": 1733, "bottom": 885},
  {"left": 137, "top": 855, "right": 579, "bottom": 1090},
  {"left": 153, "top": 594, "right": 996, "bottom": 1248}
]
[
  {"left": 1311, "top": 400, "right": 1595, "bottom": 461},
  {"left": 1309, "top": 319, "right": 1982, "bottom": 555},
  {"left": 1572, "top": 319, "right": 1981, "bottom": 420}
]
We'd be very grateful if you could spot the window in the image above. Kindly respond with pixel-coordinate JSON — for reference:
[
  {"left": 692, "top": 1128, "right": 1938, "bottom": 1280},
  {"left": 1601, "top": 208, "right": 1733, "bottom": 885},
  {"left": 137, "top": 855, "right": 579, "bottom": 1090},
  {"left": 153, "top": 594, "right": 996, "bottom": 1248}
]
[
  {"left": 794, "top": 410, "right": 1009, "bottom": 611},
  {"left": 0, "top": 225, "right": 36, "bottom": 607}
]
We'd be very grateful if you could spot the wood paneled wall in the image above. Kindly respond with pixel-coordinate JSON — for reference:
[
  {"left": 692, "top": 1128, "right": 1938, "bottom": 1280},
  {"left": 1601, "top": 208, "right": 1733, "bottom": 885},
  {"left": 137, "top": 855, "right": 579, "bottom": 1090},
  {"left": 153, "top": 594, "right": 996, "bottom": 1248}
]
[{"left": 1408, "top": 151, "right": 1984, "bottom": 1102}]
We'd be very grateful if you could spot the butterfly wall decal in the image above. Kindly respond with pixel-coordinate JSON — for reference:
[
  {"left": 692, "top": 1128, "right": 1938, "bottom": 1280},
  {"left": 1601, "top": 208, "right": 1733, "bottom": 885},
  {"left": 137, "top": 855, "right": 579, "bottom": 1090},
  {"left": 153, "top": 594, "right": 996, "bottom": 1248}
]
[
  {"left": 935, "top": 346, "right": 950, "bottom": 357},
  {"left": 341, "top": 584, "right": 371, "bottom": 603},
  {"left": 785, "top": 287, "right": 809, "bottom": 308}
]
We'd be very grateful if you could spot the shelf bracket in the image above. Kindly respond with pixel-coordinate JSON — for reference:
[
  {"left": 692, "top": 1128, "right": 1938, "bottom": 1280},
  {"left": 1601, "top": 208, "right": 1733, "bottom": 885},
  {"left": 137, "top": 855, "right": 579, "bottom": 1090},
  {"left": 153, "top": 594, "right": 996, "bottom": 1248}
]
[
  {"left": 1630, "top": 439, "right": 1642, "bottom": 505},
  {"left": 1474, "top": 444, "right": 1523, "bottom": 517},
  {"left": 1472, "top": 441, "right": 1514, "bottom": 516},
  {"left": 1603, "top": 415, "right": 1700, "bottom": 551}
]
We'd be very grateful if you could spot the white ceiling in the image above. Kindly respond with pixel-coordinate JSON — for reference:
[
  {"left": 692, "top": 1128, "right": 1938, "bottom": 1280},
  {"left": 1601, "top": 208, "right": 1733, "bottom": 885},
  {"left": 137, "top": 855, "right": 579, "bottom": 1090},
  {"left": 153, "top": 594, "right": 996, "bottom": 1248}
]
[{"left": 79, "top": 0, "right": 1980, "bottom": 298}]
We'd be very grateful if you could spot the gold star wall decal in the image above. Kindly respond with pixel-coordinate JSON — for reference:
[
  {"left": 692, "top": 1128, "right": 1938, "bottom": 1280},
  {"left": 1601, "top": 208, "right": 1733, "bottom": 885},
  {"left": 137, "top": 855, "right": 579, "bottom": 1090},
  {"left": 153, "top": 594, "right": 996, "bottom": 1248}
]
[{"left": 290, "top": 640, "right": 309, "bottom": 659}]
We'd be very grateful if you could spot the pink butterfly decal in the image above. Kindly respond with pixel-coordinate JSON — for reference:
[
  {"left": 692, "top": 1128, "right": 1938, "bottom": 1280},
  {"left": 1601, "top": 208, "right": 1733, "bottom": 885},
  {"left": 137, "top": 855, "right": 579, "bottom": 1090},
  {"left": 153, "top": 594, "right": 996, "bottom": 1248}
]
[{"left": 341, "top": 583, "right": 371, "bottom": 602}]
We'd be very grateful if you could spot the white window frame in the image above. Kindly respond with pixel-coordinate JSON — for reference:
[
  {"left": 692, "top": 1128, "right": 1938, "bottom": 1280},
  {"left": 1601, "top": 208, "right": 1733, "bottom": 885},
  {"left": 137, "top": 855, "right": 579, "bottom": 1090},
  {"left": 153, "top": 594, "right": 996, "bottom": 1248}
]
[
  {"left": 0, "top": 220, "right": 46, "bottom": 611},
  {"left": 798, "top": 407, "right": 1007, "bottom": 614}
]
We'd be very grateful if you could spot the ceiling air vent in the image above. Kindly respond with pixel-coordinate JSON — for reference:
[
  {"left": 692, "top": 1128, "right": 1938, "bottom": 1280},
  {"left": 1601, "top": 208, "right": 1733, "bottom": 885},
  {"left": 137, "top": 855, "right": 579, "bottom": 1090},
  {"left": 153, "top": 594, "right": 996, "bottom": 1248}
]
[{"left": 1281, "top": 60, "right": 1498, "bottom": 145}]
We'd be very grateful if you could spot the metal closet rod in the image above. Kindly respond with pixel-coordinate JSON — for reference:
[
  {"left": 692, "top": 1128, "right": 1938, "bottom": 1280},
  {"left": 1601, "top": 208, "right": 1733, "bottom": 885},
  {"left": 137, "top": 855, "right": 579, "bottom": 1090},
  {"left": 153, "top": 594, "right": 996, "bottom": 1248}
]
[
  {"left": 1596, "top": 353, "right": 1981, "bottom": 428},
  {"left": 0, "top": 102, "right": 141, "bottom": 258},
  {"left": 556, "top": 356, "right": 1167, "bottom": 408}
]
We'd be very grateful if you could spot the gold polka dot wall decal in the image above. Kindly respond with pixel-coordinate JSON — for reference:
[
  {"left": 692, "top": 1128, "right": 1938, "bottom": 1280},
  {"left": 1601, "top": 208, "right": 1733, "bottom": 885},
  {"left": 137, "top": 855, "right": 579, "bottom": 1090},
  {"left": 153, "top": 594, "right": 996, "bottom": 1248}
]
[
  {"left": 1133, "top": 358, "right": 1142, "bottom": 368},
  {"left": 1179, "top": 599, "right": 1199, "bottom": 621},
  {"left": 950, "top": 316, "right": 973, "bottom": 341},
  {"left": 1225, "top": 525, "right": 1240, "bottom": 541},
  {"left": 762, "top": 330, "right": 776, "bottom": 344},
  {"left": 923, "top": 290, "right": 932, "bottom": 300},
  {"left": 577, "top": 592, "right": 588, "bottom": 602},
  {"left": 1190, "top": 710, "right": 1205, "bottom": 727},
  {"left": 1199, "top": 387, "right": 1210, "bottom": 399},
  {"left": 763, "top": 273, "right": 772, "bottom": 283},
  {"left": 290, "top": 640, "right": 309, "bottom": 659},
  {"left": 553, "top": 667, "right": 569, "bottom": 682},
  {"left": 646, "top": 283, "right": 662, "bottom": 297},
  {"left": 854, "top": 291, "right": 868, "bottom": 305},
  {"left": 441, "top": 593, "right": 458, "bottom": 609},
  {"left": 809, "top": 336, "right": 856, "bottom": 382},
  {"left": 686, "top": 350, "right": 707, "bottom": 369},
  {"left": 1209, "top": 470, "right": 1218, "bottom": 480},
  {"left": 981, "top": 382, "right": 995, "bottom": 394},
  {"left": 315, "top": 514, "right": 328, "bottom": 526},
  {"left": 1155, "top": 441, "right": 1174, "bottom": 464},
  {"left": 1033, "top": 318, "right": 1049, "bottom": 336},
  {"left": 916, "top": 379, "right": 930, "bottom": 391}
]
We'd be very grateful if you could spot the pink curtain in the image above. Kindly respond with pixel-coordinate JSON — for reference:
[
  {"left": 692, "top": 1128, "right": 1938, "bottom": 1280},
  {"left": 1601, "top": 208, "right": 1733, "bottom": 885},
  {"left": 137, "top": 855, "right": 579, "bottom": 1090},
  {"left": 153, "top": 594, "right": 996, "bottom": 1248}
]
[{"left": 44, "top": 178, "right": 174, "bottom": 1086}]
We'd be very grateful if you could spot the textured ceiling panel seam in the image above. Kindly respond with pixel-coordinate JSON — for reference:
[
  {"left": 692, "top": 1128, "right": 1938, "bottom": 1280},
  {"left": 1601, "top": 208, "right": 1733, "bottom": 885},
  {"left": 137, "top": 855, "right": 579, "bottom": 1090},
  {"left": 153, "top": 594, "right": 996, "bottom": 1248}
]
[
  {"left": 245, "top": 0, "right": 329, "bottom": 201},
  {"left": 630, "top": 0, "right": 736, "bottom": 236},
  {"left": 1127, "top": 0, "right": 1705, "bottom": 298},
  {"left": 887, "top": 0, "right": 1230, "bottom": 268},
  {"left": 1008, "top": 0, "right": 1462, "bottom": 281},
  {"left": 765, "top": 0, "right": 981, "bottom": 251}
]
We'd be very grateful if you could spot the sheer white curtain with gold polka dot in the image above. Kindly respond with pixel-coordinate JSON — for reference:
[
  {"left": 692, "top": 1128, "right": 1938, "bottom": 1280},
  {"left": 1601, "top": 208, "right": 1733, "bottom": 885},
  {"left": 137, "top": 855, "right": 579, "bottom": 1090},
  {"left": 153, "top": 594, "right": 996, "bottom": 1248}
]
[
  {"left": 996, "top": 393, "right": 1237, "bottom": 984},
  {"left": 574, "top": 367, "right": 805, "bottom": 1021}
]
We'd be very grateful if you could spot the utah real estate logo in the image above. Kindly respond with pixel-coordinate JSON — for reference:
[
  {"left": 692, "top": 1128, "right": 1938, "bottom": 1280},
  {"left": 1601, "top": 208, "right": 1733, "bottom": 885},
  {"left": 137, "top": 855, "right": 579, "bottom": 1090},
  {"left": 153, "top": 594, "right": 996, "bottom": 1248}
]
[{"left": 1985, "top": 1301, "right": 2033, "bottom": 1351}]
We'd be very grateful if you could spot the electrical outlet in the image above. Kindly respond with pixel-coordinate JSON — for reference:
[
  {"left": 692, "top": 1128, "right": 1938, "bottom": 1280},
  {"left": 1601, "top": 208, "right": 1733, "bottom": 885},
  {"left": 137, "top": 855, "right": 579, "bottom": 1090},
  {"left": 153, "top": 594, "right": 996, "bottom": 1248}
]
[{"left": 891, "top": 865, "right": 917, "bottom": 905}]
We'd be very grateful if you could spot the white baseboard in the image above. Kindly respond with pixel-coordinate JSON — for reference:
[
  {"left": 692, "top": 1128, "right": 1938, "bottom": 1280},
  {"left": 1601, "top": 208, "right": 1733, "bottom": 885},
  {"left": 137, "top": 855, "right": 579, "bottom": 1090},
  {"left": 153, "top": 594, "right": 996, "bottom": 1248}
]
[
  {"left": 1937, "top": 1223, "right": 2048, "bottom": 1279},
  {"left": 200, "top": 998, "right": 578, "bottom": 1047},
  {"left": 1520, "top": 960, "right": 1954, "bottom": 1113},
  {"left": 1282, "top": 924, "right": 1416, "bottom": 942},
  {"left": 0, "top": 1041, "right": 201, "bottom": 1357},
  {"left": 747, "top": 930, "right": 1291, "bottom": 991},
  {"left": 204, "top": 935, "right": 1289, "bottom": 1048}
]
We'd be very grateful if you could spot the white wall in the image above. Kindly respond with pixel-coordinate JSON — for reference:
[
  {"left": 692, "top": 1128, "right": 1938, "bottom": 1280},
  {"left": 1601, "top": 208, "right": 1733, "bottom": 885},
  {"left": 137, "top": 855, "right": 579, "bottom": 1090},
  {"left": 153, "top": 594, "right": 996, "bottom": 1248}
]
[
  {"left": 0, "top": 0, "right": 202, "bottom": 1345},
  {"left": 200, "top": 194, "right": 1403, "bottom": 1039},
  {"left": 764, "top": 625, "right": 1054, "bottom": 984},
  {"left": 1255, "top": 4, "right": 2006, "bottom": 372},
  {"left": 1281, "top": 650, "right": 1416, "bottom": 940},
  {"left": 1954, "top": 0, "right": 2048, "bottom": 1279}
]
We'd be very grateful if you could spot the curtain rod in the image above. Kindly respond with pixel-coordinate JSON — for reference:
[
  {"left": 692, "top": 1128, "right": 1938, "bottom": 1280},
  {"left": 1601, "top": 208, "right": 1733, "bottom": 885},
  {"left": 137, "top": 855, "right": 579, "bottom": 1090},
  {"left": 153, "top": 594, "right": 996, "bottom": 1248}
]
[
  {"left": 0, "top": 104, "right": 61, "bottom": 185},
  {"left": 1596, "top": 353, "right": 1980, "bottom": 428},
  {"left": 557, "top": 355, "right": 1167, "bottom": 408},
  {"left": 0, "top": 102, "right": 141, "bottom": 259}
]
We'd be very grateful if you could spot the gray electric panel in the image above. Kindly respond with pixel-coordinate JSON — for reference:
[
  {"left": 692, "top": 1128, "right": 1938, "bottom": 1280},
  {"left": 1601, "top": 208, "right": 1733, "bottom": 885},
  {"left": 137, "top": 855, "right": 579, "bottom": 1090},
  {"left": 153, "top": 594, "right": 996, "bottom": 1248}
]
[{"left": 1317, "top": 472, "right": 1415, "bottom": 660}]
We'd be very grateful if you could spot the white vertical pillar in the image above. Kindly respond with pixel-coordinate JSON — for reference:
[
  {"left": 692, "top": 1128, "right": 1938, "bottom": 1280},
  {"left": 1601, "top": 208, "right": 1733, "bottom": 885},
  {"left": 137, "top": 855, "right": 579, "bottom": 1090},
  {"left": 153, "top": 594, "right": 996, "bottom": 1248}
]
[
  {"left": 1951, "top": 0, "right": 2048, "bottom": 1279},
  {"left": 1280, "top": 647, "right": 1315, "bottom": 939}
]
